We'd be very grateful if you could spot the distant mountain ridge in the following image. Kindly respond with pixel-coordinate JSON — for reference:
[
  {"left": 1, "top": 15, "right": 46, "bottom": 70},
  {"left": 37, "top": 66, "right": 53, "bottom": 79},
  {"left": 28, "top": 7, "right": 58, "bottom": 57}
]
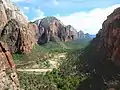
[
  {"left": 77, "top": 30, "right": 95, "bottom": 39},
  {"left": 89, "top": 34, "right": 96, "bottom": 38},
  {"left": 34, "top": 17, "right": 94, "bottom": 44},
  {"left": 35, "top": 16, "right": 79, "bottom": 44}
]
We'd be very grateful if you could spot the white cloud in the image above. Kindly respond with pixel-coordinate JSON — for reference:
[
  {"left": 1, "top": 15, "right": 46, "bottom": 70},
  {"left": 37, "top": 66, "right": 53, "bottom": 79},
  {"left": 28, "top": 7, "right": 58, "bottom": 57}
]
[
  {"left": 23, "top": 7, "right": 30, "bottom": 13},
  {"left": 24, "top": 7, "right": 29, "bottom": 10},
  {"left": 31, "top": 9, "right": 45, "bottom": 21},
  {"left": 56, "top": 4, "right": 120, "bottom": 34}
]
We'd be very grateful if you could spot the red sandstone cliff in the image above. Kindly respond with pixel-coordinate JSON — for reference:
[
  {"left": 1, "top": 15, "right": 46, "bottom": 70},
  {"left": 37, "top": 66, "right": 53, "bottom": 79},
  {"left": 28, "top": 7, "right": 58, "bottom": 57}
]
[
  {"left": 96, "top": 7, "right": 120, "bottom": 66},
  {"left": 0, "top": 41, "right": 20, "bottom": 90}
]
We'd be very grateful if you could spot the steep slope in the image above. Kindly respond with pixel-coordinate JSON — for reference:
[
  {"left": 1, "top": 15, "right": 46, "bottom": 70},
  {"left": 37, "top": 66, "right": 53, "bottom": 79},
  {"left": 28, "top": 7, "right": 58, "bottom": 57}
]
[
  {"left": 0, "top": 41, "right": 20, "bottom": 89},
  {"left": 0, "top": 19, "right": 38, "bottom": 54},
  {"left": 77, "top": 7, "right": 120, "bottom": 90},
  {"left": 64, "top": 25, "right": 78, "bottom": 41},
  {"left": 0, "top": 0, "right": 38, "bottom": 54},
  {"left": 0, "top": 0, "right": 28, "bottom": 28},
  {"left": 95, "top": 7, "right": 120, "bottom": 66}
]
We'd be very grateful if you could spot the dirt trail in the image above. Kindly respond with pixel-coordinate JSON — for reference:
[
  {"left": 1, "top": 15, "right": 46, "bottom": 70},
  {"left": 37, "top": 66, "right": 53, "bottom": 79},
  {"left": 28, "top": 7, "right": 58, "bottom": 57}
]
[
  {"left": 17, "top": 69, "right": 52, "bottom": 72},
  {"left": 17, "top": 53, "right": 66, "bottom": 73}
]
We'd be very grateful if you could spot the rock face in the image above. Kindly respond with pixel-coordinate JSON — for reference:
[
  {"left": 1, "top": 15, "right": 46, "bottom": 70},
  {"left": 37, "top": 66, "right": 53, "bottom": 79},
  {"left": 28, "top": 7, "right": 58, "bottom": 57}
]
[
  {"left": 77, "top": 31, "right": 94, "bottom": 39},
  {"left": 35, "top": 17, "right": 64, "bottom": 44},
  {"left": 0, "top": 0, "right": 28, "bottom": 28},
  {"left": 95, "top": 7, "right": 120, "bottom": 66},
  {"left": 35, "top": 17, "right": 78, "bottom": 44},
  {"left": 62, "top": 25, "right": 78, "bottom": 41},
  {"left": 0, "top": 19, "right": 21, "bottom": 53},
  {"left": 18, "top": 22, "right": 38, "bottom": 54},
  {"left": 77, "top": 30, "right": 85, "bottom": 39},
  {"left": 0, "top": 41, "right": 20, "bottom": 90},
  {"left": 0, "top": 0, "right": 8, "bottom": 28},
  {"left": 0, "top": 0, "right": 37, "bottom": 54},
  {"left": 78, "top": 7, "right": 120, "bottom": 90},
  {"left": 0, "top": 19, "right": 38, "bottom": 54}
]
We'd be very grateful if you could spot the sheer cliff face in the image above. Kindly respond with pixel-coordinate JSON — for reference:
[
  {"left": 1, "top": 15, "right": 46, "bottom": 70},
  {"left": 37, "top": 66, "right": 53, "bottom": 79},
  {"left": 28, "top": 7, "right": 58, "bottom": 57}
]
[
  {"left": 0, "top": 0, "right": 38, "bottom": 54},
  {"left": 0, "top": 0, "right": 8, "bottom": 28},
  {"left": 0, "top": 19, "right": 38, "bottom": 54},
  {"left": 35, "top": 17, "right": 78, "bottom": 44},
  {"left": 0, "top": 0, "right": 28, "bottom": 28},
  {"left": 35, "top": 17, "right": 64, "bottom": 44},
  {"left": 95, "top": 7, "right": 120, "bottom": 66},
  {"left": 77, "top": 30, "right": 85, "bottom": 39},
  {"left": 0, "top": 0, "right": 29, "bottom": 89},
  {"left": 0, "top": 42, "right": 20, "bottom": 90}
]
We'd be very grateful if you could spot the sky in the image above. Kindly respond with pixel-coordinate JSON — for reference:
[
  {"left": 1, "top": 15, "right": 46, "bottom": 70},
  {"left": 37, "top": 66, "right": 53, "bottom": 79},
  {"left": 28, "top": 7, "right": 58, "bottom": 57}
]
[{"left": 12, "top": 0, "right": 120, "bottom": 34}]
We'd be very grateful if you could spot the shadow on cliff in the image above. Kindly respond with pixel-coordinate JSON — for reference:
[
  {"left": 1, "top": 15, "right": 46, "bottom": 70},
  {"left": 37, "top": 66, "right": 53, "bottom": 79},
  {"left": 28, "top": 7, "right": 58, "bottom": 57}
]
[{"left": 76, "top": 38, "right": 120, "bottom": 90}]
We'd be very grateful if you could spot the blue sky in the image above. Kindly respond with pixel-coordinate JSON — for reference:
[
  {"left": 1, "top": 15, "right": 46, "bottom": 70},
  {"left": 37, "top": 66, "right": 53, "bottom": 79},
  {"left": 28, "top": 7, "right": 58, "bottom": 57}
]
[{"left": 12, "top": 0, "right": 120, "bottom": 34}]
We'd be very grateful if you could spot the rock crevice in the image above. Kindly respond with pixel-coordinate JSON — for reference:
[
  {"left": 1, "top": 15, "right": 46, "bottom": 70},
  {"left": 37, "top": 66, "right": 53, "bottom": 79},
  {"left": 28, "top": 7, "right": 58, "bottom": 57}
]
[{"left": 0, "top": 41, "right": 20, "bottom": 90}]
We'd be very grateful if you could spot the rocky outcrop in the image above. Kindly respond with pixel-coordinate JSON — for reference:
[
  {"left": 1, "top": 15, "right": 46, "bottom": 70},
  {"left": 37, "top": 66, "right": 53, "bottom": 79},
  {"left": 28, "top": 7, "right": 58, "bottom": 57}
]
[
  {"left": 0, "top": 0, "right": 38, "bottom": 54},
  {"left": 80, "top": 7, "right": 120, "bottom": 74},
  {"left": 95, "top": 7, "right": 120, "bottom": 66},
  {"left": 0, "top": 0, "right": 28, "bottom": 27},
  {"left": 0, "top": 0, "right": 8, "bottom": 28},
  {"left": 0, "top": 19, "right": 21, "bottom": 53},
  {"left": 0, "top": 19, "right": 38, "bottom": 54},
  {"left": 78, "top": 7, "right": 120, "bottom": 90},
  {"left": 0, "top": 41, "right": 20, "bottom": 90},
  {"left": 77, "top": 30, "right": 85, "bottom": 39},
  {"left": 35, "top": 17, "right": 78, "bottom": 44},
  {"left": 35, "top": 17, "right": 64, "bottom": 44},
  {"left": 61, "top": 25, "right": 78, "bottom": 41},
  {"left": 20, "top": 22, "right": 38, "bottom": 54},
  {"left": 77, "top": 31, "right": 94, "bottom": 39}
]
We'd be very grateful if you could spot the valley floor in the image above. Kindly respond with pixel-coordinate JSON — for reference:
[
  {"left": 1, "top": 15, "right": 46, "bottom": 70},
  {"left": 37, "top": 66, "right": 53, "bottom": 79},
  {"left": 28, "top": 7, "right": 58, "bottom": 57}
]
[
  {"left": 13, "top": 40, "right": 88, "bottom": 90},
  {"left": 14, "top": 40, "right": 120, "bottom": 90}
]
